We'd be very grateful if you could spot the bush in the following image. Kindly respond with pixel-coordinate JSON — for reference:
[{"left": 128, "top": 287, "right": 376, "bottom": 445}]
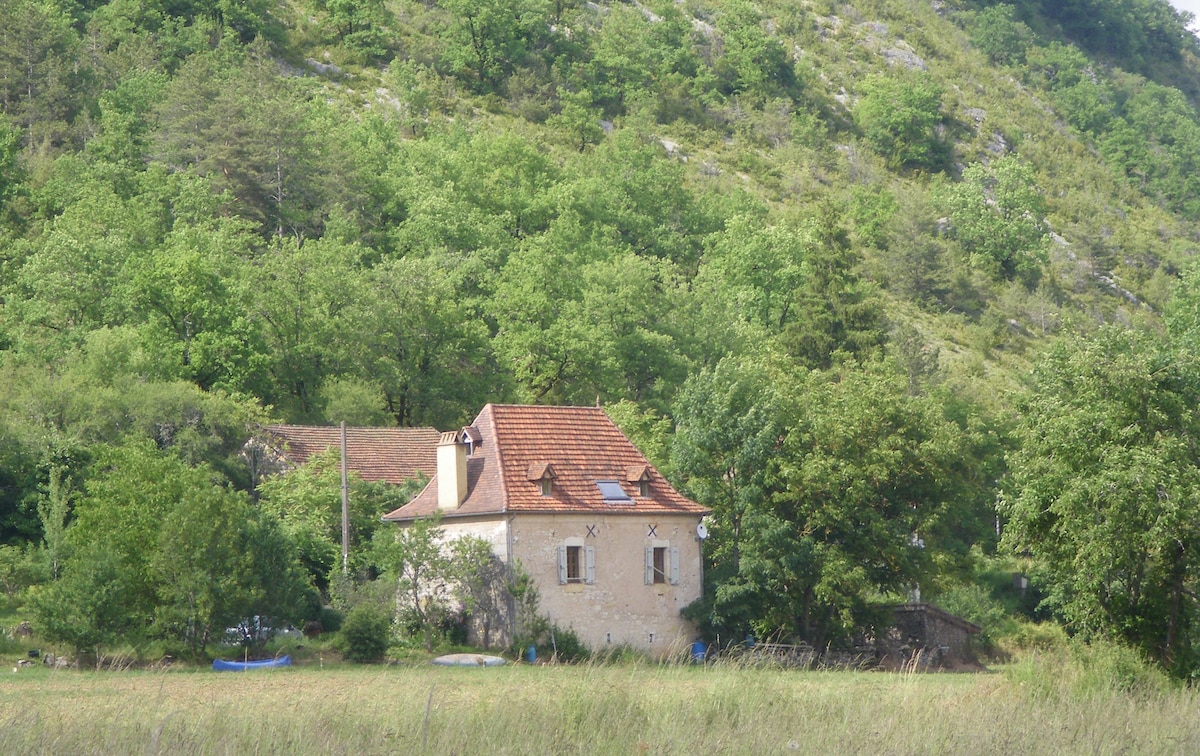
[
  {"left": 1004, "top": 638, "right": 1171, "bottom": 700},
  {"left": 338, "top": 605, "right": 391, "bottom": 663},
  {"left": 318, "top": 605, "right": 343, "bottom": 634},
  {"left": 547, "top": 624, "right": 589, "bottom": 663}
]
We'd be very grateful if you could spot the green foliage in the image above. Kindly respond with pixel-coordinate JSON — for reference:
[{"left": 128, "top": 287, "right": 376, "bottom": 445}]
[
  {"left": 1101, "top": 82, "right": 1200, "bottom": 219},
  {"left": 338, "top": 603, "right": 392, "bottom": 662},
  {"left": 970, "top": 4, "right": 1033, "bottom": 66},
  {"left": 0, "top": 543, "right": 46, "bottom": 606},
  {"left": 449, "top": 535, "right": 508, "bottom": 650},
  {"left": 326, "top": 0, "right": 392, "bottom": 61},
  {"left": 438, "top": 0, "right": 552, "bottom": 89},
  {"left": 34, "top": 441, "right": 311, "bottom": 660},
  {"left": 371, "top": 516, "right": 452, "bottom": 651},
  {"left": 673, "top": 356, "right": 784, "bottom": 585},
  {"left": 256, "top": 448, "right": 408, "bottom": 588},
  {"left": 713, "top": 0, "right": 796, "bottom": 98},
  {"left": 688, "top": 356, "right": 997, "bottom": 647},
  {"left": 1001, "top": 326, "right": 1200, "bottom": 674},
  {"left": 854, "top": 73, "right": 948, "bottom": 172},
  {"left": 942, "top": 156, "right": 1049, "bottom": 283},
  {"left": 30, "top": 540, "right": 136, "bottom": 661}
]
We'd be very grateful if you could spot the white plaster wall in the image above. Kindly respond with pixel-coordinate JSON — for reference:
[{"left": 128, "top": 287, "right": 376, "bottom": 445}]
[
  {"left": 437, "top": 517, "right": 510, "bottom": 557},
  {"left": 510, "top": 513, "right": 705, "bottom": 658}
]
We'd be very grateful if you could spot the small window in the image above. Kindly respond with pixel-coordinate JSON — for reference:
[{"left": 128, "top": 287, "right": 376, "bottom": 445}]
[
  {"left": 558, "top": 544, "right": 595, "bottom": 585},
  {"left": 566, "top": 545, "right": 583, "bottom": 582},
  {"left": 541, "top": 478, "right": 553, "bottom": 496},
  {"left": 638, "top": 479, "right": 650, "bottom": 497},
  {"left": 645, "top": 544, "right": 680, "bottom": 585},
  {"left": 597, "top": 480, "right": 631, "bottom": 502}
]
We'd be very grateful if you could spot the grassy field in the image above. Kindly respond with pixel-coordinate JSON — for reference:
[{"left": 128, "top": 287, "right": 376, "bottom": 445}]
[{"left": 1, "top": 655, "right": 1198, "bottom": 754}]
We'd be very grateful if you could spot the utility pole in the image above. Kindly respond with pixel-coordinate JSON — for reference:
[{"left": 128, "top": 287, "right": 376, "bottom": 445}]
[{"left": 341, "top": 421, "right": 350, "bottom": 575}]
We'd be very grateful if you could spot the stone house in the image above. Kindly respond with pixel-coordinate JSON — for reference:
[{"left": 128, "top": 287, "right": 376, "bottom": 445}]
[{"left": 382, "top": 404, "right": 711, "bottom": 657}]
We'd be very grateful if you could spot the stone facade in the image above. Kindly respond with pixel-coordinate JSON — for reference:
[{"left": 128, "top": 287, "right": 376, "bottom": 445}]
[
  {"left": 437, "top": 511, "right": 705, "bottom": 657},
  {"left": 877, "top": 603, "right": 982, "bottom": 669}
]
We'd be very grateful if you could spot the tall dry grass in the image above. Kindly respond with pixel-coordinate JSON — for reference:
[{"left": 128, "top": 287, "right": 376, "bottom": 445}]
[{"left": 1, "top": 657, "right": 1197, "bottom": 753}]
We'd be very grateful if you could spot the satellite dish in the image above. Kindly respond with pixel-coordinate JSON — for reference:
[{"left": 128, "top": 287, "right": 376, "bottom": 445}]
[{"left": 696, "top": 523, "right": 708, "bottom": 540}]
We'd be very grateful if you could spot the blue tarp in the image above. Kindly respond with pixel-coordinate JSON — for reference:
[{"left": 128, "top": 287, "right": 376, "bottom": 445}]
[{"left": 212, "top": 655, "right": 291, "bottom": 671}]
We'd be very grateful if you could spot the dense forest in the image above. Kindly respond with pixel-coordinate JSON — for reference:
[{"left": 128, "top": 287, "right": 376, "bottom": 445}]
[{"left": 3, "top": 0, "right": 1200, "bottom": 673}]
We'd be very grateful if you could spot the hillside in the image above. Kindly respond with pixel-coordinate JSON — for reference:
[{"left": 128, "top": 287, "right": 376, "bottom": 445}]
[{"left": 3, "top": 0, "right": 1200, "bottom": 670}]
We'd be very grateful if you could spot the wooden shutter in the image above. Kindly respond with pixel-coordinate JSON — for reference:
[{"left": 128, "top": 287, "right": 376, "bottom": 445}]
[
  {"left": 585, "top": 546, "right": 596, "bottom": 585},
  {"left": 644, "top": 547, "right": 654, "bottom": 584},
  {"left": 558, "top": 545, "right": 567, "bottom": 584},
  {"left": 669, "top": 546, "right": 680, "bottom": 585}
]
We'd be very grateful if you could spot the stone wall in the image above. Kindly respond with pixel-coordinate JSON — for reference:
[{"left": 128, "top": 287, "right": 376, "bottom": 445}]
[{"left": 877, "top": 603, "right": 982, "bottom": 669}]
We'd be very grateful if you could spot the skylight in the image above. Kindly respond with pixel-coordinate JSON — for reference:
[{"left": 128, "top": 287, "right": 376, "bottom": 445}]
[{"left": 596, "top": 480, "right": 632, "bottom": 502}]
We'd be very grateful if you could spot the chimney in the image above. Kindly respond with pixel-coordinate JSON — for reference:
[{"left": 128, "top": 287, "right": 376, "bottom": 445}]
[{"left": 437, "top": 431, "right": 468, "bottom": 511}]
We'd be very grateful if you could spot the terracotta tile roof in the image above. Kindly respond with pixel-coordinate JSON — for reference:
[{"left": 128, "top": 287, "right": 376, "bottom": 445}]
[
  {"left": 264, "top": 425, "right": 439, "bottom": 484},
  {"left": 383, "top": 404, "right": 709, "bottom": 521}
]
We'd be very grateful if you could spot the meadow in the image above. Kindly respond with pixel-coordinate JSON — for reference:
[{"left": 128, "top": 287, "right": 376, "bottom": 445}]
[{"left": 2, "top": 653, "right": 1198, "bottom": 754}]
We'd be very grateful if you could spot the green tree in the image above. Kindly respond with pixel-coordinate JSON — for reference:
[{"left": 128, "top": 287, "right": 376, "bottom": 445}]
[
  {"left": 249, "top": 236, "right": 361, "bottom": 421},
  {"left": 31, "top": 541, "right": 135, "bottom": 661},
  {"left": 256, "top": 448, "right": 410, "bottom": 588},
  {"left": 714, "top": 0, "right": 795, "bottom": 98},
  {"left": 372, "top": 516, "right": 453, "bottom": 651},
  {"left": 1000, "top": 326, "right": 1200, "bottom": 674},
  {"left": 153, "top": 481, "right": 309, "bottom": 659},
  {"left": 673, "top": 356, "right": 784, "bottom": 581},
  {"left": 854, "top": 73, "right": 947, "bottom": 172},
  {"left": 943, "top": 156, "right": 1050, "bottom": 283},
  {"left": 338, "top": 254, "right": 493, "bottom": 429},
  {"left": 326, "top": 0, "right": 392, "bottom": 61},
  {"left": 702, "top": 359, "right": 980, "bottom": 647},
  {"left": 439, "top": 0, "right": 551, "bottom": 88},
  {"left": 777, "top": 209, "right": 886, "bottom": 370},
  {"left": 0, "top": 0, "right": 83, "bottom": 147},
  {"left": 450, "top": 535, "right": 508, "bottom": 649},
  {"left": 970, "top": 4, "right": 1033, "bottom": 66},
  {"left": 37, "top": 441, "right": 311, "bottom": 659},
  {"left": 153, "top": 44, "right": 334, "bottom": 237}
]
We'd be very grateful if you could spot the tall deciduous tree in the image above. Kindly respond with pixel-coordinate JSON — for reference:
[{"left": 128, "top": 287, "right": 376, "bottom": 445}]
[
  {"left": 1001, "top": 326, "right": 1200, "bottom": 674},
  {"left": 691, "top": 358, "right": 983, "bottom": 647}
]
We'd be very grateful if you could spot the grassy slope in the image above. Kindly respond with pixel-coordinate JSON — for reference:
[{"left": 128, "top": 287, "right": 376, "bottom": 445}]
[{"left": 1, "top": 662, "right": 1197, "bottom": 753}]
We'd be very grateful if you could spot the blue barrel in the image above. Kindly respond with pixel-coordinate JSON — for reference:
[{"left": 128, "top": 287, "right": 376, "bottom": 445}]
[
  {"left": 691, "top": 641, "right": 707, "bottom": 663},
  {"left": 526, "top": 645, "right": 537, "bottom": 663}
]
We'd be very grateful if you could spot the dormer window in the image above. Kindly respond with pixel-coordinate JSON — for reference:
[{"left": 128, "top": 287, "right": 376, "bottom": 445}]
[
  {"left": 460, "top": 426, "right": 482, "bottom": 455},
  {"left": 626, "top": 464, "right": 652, "bottom": 498},
  {"left": 527, "top": 462, "right": 556, "bottom": 497}
]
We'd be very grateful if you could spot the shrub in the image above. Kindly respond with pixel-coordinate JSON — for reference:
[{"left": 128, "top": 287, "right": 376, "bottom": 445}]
[
  {"left": 547, "top": 624, "right": 589, "bottom": 663},
  {"left": 338, "top": 605, "right": 391, "bottom": 663},
  {"left": 318, "top": 605, "right": 343, "bottom": 634}
]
